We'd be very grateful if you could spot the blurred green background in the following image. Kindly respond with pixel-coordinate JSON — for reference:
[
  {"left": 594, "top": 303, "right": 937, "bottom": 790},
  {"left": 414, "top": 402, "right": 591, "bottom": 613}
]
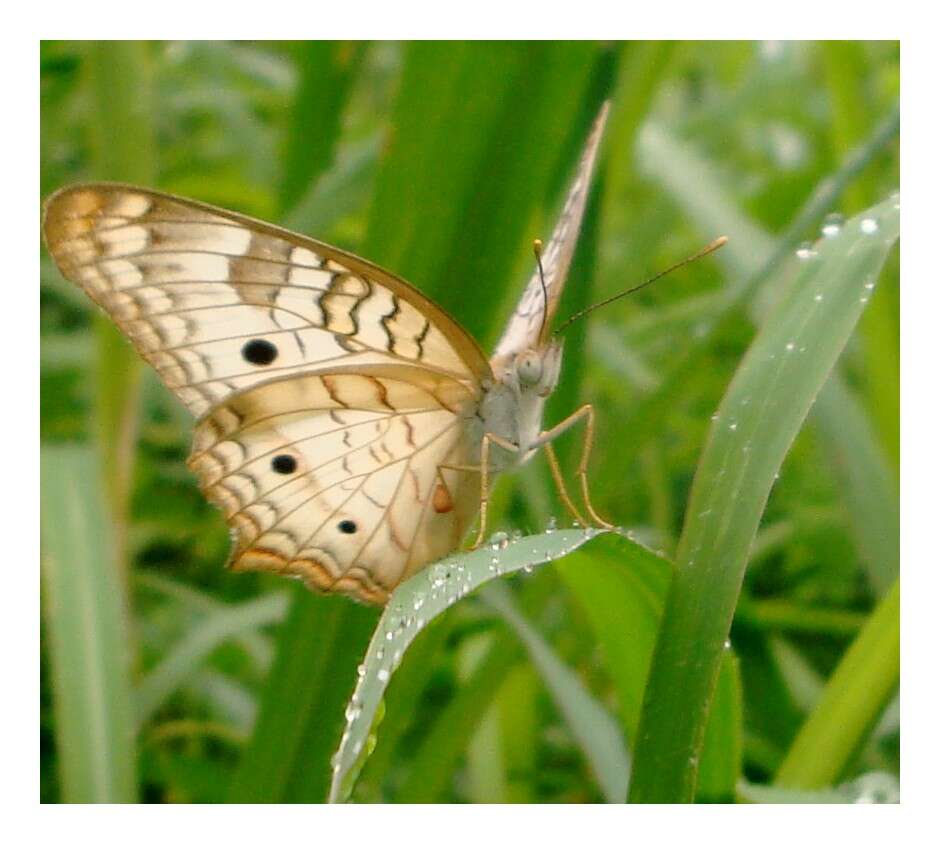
[{"left": 40, "top": 41, "right": 899, "bottom": 803}]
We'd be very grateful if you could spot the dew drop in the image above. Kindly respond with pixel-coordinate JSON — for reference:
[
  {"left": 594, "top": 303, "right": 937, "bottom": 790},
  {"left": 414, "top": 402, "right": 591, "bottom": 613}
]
[
  {"left": 488, "top": 530, "right": 509, "bottom": 550},
  {"left": 785, "top": 341, "right": 795, "bottom": 351},
  {"left": 821, "top": 212, "right": 844, "bottom": 238},
  {"left": 377, "top": 668, "right": 390, "bottom": 683},
  {"left": 795, "top": 242, "right": 816, "bottom": 259},
  {"left": 814, "top": 293, "right": 824, "bottom": 302},
  {"left": 729, "top": 422, "right": 738, "bottom": 432},
  {"left": 429, "top": 563, "right": 449, "bottom": 589},
  {"left": 860, "top": 217, "right": 879, "bottom": 235},
  {"left": 356, "top": 664, "right": 366, "bottom": 678},
  {"left": 545, "top": 516, "right": 557, "bottom": 534}
]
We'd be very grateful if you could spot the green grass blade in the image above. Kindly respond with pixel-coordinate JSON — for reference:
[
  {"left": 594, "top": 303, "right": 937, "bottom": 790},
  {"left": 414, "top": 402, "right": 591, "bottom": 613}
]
[
  {"left": 83, "top": 41, "right": 156, "bottom": 559},
  {"left": 227, "top": 591, "right": 376, "bottom": 802},
  {"left": 812, "top": 377, "right": 899, "bottom": 593},
  {"left": 482, "top": 582, "right": 630, "bottom": 802},
  {"left": 557, "top": 535, "right": 741, "bottom": 800},
  {"left": 396, "top": 631, "right": 523, "bottom": 803},
  {"left": 135, "top": 572, "right": 275, "bottom": 669},
  {"left": 364, "top": 42, "right": 599, "bottom": 345},
  {"left": 42, "top": 41, "right": 154, "bottom": 804},
  {"left": 328, "top": 528, "right": 607, "bottom": 802},
  {"left": 628, "top": 195, "right": 900, "bottom": 803},
  {"left": 282, "top": 135, "right": 379, "bottom": 236},
  {"left": 41, "top": 446, "right": 137, "bottom": 802},
  {"left": 136, "top": 592, "right": 288, "bottom": 727},
  {"left": 279, "top": 41, "right": 366, "bottom": 214},
  {"left": 774, "top": 578, "right": 899, "bottom": 789}
]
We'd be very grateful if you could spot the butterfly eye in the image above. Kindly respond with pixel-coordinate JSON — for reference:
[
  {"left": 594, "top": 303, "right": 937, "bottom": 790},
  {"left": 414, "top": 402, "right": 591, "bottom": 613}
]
[
  {"left": 242, "top": 339, "right": 278, "bottom": 366},
  {"left": 338, "top": 520, "right": 358, "bottom": 534},
  {"left": 516, "top": 351, "right": 543, "bottom": 385}
]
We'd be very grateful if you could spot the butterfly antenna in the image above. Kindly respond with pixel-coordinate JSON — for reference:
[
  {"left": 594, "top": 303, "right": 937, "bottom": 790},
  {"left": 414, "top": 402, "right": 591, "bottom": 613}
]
[
  {"left": 553, "top": 235, "right": 728, "bottom": 335},
  {"left": 534, "top": 238, "right": 549, "bottom": 341}
]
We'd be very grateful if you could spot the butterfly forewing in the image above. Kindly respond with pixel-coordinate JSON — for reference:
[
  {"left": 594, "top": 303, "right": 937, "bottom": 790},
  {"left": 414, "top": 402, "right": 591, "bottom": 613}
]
[
  {"left": 43, "top": 184, "right": 489, "bottom": 418},
  {"left": 491, "top": 101, "right": 609, "bottom": 362}
]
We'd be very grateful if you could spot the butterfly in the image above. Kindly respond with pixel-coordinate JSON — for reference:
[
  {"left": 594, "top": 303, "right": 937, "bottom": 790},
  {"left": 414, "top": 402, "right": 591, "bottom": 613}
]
[{"left": 43, "top": 103, "right": 611, "bottom": 605}]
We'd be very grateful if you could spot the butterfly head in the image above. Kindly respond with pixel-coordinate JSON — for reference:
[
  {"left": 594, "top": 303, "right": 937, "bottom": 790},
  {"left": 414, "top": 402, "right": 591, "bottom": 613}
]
[{"left": 508, "top": 339, "right": 564, "bottom": 400}]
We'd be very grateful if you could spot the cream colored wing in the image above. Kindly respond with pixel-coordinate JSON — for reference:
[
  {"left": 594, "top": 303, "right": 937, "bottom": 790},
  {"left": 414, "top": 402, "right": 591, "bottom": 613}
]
[
  {"left": 188, "top": 365, "right": 480, "bottom": 605},
  {"left": 491, "top": 101, "right": 609, "bottom": 362},
  {"left": 43, "top": 183, "right": 491, "bottom": 419}
]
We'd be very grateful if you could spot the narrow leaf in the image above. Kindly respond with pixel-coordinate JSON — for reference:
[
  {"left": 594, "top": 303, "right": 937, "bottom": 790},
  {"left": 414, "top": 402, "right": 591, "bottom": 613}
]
[
  {"left": 41, "top": 446, "right": 137, "bottom": 802},
  {"left": 629, "top": 196, "right": 900, "bottom": 802}
]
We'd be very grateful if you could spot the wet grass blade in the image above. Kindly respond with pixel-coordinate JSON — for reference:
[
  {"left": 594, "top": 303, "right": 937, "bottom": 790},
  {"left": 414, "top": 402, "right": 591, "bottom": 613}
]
[
  {"left": 628, "top": 196, "right": 900, "bottom": 802},
  {"left": 41, "top": 446, "right": 137, "bottom": 802},
  {"left": 328, "top": 528, "right": 607, "bottom": 802},
  {"left": 482, "top": 581, "right": 630, "bottom": 802},
  {"left": 774, "top": 578, "right": 899, "bottom": 789}
]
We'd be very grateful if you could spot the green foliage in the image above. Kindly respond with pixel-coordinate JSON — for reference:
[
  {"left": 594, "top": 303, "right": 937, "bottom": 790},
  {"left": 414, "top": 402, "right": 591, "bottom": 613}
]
[{"left": 40, "top": 40, "right": 899, "bottom": 803}]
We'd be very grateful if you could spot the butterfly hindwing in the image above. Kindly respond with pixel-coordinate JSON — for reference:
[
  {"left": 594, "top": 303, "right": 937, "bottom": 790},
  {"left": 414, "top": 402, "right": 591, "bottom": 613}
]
[{"left": 187, "top": 366, "right": 480, "bottom": 603}]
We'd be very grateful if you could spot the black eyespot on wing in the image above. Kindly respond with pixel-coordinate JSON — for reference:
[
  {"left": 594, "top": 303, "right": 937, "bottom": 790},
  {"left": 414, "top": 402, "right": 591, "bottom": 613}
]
[
  {"left": 242, "top": 339, "right": 278, "bottom": 366},
  {"left": 271, "top": 454, "right": 297, "bottom": 474},
  {"left": 338, "top": 519, "right": 358, "bottom": 534}
]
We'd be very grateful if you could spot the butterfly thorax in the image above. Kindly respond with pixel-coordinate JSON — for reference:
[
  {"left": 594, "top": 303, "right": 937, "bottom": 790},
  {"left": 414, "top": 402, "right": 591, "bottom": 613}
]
[{"left": 480, "top": 340, "right": 564, "bottom": 472}]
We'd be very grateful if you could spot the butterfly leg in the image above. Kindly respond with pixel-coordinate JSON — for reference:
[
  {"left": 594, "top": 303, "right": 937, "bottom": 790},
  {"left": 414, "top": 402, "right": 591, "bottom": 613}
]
[
  {"left": 440, "top": 433, "right": 519, "bottom": 549},
  {"left": 544, "top": 442, "right": 589, "bottom": 528},
  {"left": 535, "top": 404, "right": 614, "bottom": 530}
]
